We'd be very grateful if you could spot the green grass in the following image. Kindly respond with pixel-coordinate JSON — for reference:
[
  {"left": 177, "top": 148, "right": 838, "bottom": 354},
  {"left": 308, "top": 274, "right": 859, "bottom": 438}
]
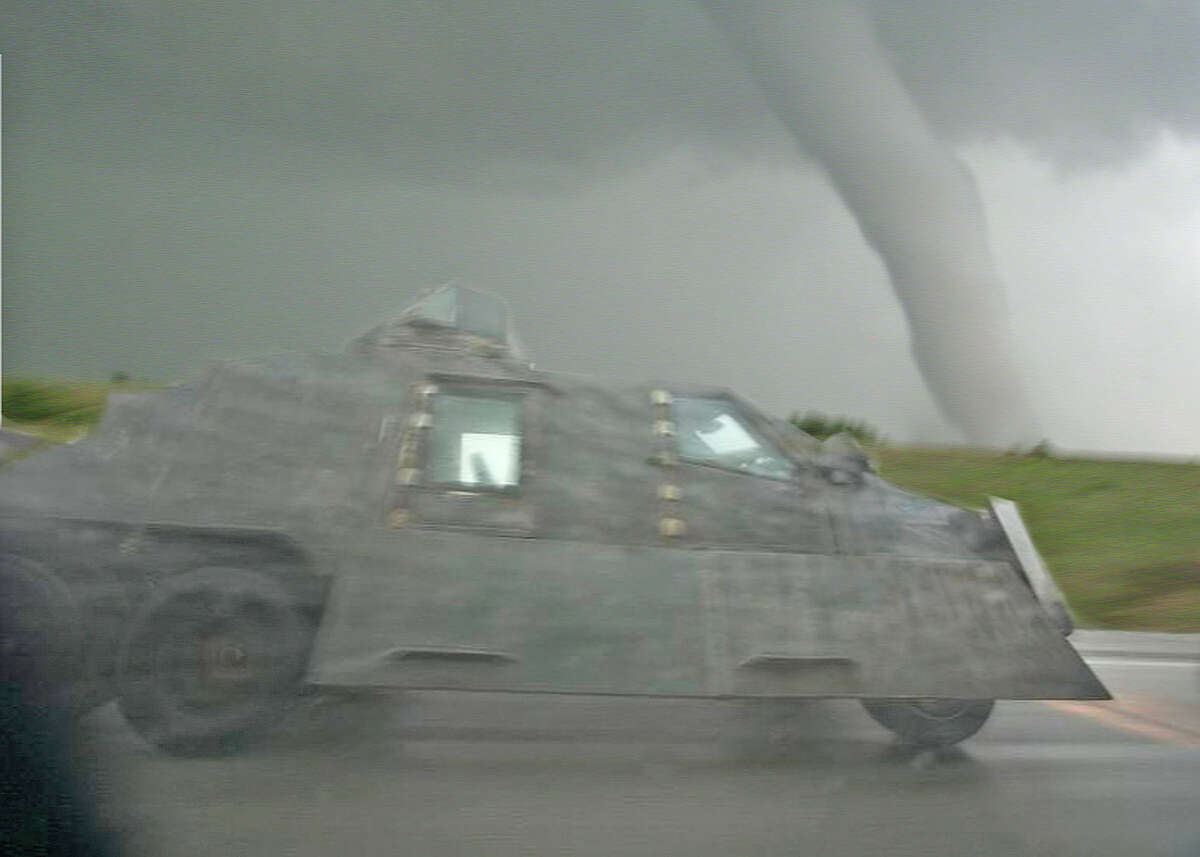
[
  {"left": 876, "top": 446, "right": 1200, "bottom": 632},
  {"left": 3, "top": 377, "right": 113, "bottom": 425},
  {"left": 1, "top": 378, "right": 162, "bottom": 458}
]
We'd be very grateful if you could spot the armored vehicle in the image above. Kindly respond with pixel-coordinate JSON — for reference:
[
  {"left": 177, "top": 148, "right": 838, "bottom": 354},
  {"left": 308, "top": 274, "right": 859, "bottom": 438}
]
[{"left": 0, "top": 286, "right": 1107, "bottom": 754}]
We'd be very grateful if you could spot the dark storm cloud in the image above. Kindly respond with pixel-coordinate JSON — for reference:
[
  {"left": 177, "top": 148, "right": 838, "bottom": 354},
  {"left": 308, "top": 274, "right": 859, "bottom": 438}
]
[
  {"left": 871, "top": 1, "right": 1200, "bottom": 168},
  {"left": 3, "top": 1, "right": 779, "bottom": 184},
  {"left": 7, "top": 1, "right": 1199, "bottom": 178},
  {"left": 3, "top": 2, "right": 1199, "bottom": 449}
]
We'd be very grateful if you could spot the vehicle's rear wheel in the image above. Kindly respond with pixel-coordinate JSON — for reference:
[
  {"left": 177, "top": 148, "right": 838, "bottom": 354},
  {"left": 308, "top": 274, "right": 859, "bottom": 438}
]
[
  {"left": 118, "top": 567, "right": 311, "bottom": 756},
  {"left": 0, "top": 555, "right": 83, "bottom": 702},
  {"left": 861, "top": 698, "right": 995, "bottom": 748}
]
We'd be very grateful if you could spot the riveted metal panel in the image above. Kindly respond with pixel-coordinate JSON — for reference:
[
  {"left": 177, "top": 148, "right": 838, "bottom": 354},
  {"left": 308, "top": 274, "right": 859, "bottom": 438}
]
[
  {"left": 311, "top": 533, "right": 1106, "bottom": 700},
  {"left": 310, "top": 532, "right": 708, "bottom": 694},
  {"left": 0, "top": 292, "right": 1109, "bottom": 711}
]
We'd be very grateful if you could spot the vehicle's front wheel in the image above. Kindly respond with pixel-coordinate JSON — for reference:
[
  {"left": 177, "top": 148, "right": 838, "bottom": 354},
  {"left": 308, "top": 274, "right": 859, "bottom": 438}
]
[
  {"left": 118, "top": 567, "right": 311, "bottom": 756},
  {"left": 861, "top": 698, "right": 995, "bottom": 748}
]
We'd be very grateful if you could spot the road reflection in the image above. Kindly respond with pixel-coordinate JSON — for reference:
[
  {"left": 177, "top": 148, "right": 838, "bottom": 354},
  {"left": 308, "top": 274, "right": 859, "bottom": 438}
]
[{"left": 74, "top": 680, "right": 1199, "bottom": 857}]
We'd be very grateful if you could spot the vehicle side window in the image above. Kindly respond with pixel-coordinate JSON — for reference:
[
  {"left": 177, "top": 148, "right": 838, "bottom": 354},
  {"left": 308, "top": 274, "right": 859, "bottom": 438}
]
[
  {"left": 671, "top": 396, "right": 793, "bottom": 480},
  {"left": 426, "top": 392, "right": 523, "bottom": 489}
]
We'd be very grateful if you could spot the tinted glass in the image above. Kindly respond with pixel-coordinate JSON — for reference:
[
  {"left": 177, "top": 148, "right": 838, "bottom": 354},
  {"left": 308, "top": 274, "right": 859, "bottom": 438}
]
[
  {"left": 456, "top": 288, "right": 508, "bottom": 340},
  {"left": 426, "top": 393, "right": 522, "bottom": 488},
  {"left": 406, "top": 286, "right": 509, "bottom": 341},
  {"left": 672, "top": 397, "right": 793, "bottom": 479}
]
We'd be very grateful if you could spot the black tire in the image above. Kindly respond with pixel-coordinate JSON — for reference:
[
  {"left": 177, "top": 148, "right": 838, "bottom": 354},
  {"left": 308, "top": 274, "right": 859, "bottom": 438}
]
[
  {"left": 117, "top": 567, "right": 311, "bottom": 756},
  {"left": 0, "top": 555, "right": 84, "bottom": 703},
  {"left": 861, "top": 698, "right": 995, "bottom": 748}
]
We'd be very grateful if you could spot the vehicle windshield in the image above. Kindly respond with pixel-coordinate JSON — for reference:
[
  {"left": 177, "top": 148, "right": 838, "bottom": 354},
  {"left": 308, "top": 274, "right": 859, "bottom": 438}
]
[{"left": 672, "top": 396, "right": 794, "bottom": 480}]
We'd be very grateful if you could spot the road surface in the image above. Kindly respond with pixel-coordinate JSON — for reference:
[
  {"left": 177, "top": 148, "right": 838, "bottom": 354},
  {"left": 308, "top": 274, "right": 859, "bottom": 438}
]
[{"left": 77, "top": 633, "right": 1200, "bottom": 857}]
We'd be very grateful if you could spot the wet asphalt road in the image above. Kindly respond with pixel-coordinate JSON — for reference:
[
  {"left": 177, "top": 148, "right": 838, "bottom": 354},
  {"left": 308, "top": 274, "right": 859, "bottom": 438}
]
[{"left": 79, "top": 641, "right": 1200, "bottom": 857}]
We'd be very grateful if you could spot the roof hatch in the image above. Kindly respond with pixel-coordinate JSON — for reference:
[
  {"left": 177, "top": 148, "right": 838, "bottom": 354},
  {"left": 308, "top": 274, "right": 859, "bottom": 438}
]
[
  {"left": 352, "top": 285, "right": 526, "bottom": 360},
  {"left": 402, "top": 285, "right": 511, "bottom": 342}
]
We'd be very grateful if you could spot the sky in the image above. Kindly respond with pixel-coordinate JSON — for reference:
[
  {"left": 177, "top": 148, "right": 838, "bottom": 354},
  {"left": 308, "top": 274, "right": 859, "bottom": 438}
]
[{"left": 3, "top": 1, "right": 1200, "bottom": 454}]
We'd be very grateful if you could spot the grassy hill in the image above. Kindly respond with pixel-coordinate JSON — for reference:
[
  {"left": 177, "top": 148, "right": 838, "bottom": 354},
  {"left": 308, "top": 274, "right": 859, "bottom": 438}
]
[
  {"left": 876, "top": 447, "right": 1200, "bottom": 632},
  {"left": 2, "top": 378, "right": 168, "bottom": 449},
  {"left": 4, "top": 379, "right": 1198, "bottom": 631}
]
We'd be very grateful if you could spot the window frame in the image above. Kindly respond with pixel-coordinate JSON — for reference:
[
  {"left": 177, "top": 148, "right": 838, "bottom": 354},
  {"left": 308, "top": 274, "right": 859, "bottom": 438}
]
[
  {"left": 668, "top": 393, "right": 798, "bottom": 482},
  {"left": 418, "top": 384, "right": 529, "bottom": 496}
]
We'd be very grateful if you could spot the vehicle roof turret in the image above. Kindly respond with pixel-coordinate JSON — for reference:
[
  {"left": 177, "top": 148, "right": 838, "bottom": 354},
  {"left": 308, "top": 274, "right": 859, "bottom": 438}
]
[{"left": 349, "top": 284, "right": 528, "bottom": 362}]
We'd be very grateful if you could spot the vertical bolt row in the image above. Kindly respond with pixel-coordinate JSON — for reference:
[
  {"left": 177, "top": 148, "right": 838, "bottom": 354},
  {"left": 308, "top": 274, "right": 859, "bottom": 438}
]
[
  {"left": 651, "top": 389, "right": 685, "bottom": 538},
  {"left": 389, "top": 382, "right": 438, "bottom": 528}
]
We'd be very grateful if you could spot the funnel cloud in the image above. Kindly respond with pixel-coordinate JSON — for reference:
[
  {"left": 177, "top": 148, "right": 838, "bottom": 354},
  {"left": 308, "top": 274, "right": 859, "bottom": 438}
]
[{"left": 698, "top": 0, "right": 1039, "bottom": 445}]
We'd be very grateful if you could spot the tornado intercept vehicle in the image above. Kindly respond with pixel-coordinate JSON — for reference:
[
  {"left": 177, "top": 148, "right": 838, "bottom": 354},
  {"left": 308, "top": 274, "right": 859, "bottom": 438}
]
[{"left": 0, "top": 286, "right": 1108, "bottom": 754}]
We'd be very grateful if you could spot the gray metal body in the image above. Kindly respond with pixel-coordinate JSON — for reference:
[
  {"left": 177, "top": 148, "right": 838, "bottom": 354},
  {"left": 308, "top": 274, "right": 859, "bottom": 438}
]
[{"left": 0, "top": 288, "right": 1107, "bottom": 702}]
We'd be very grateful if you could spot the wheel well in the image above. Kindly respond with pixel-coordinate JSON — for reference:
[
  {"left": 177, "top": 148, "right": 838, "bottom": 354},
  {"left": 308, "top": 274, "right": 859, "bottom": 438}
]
[
  {"left": 126, "top": 526, "right": 331, "bottom": 630},
  {"left": 0, "top": 516, "right": 329, "bottom": 607},
  {"left": 0, "top": 518, "right": 331, "bottom": 702}
]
